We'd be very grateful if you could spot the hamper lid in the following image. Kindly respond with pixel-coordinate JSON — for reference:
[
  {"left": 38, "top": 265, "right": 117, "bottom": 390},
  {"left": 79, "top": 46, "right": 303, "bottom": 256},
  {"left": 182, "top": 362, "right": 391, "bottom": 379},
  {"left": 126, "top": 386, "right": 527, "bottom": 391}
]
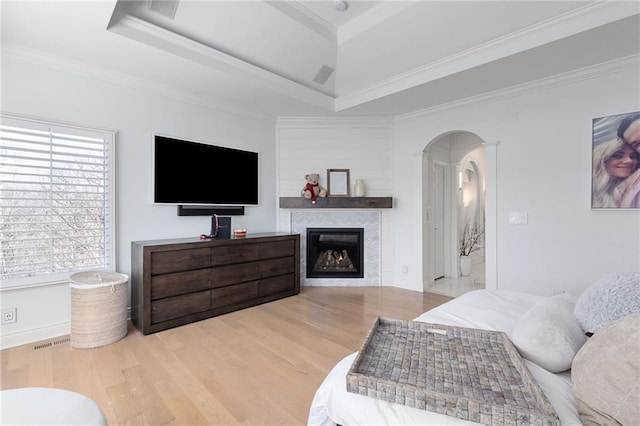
[{"left": 69, "top": 270, "right": 128, "bottom": 289}]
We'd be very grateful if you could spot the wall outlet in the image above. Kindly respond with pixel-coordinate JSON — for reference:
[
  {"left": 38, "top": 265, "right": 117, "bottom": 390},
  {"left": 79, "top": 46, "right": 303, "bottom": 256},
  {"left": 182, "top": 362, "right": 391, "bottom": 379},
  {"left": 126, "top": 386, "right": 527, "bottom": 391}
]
[
  {"left": 401, "top": 265, "right": 408, "bottom": 275},
  {"left": 2, "top": 308, "right": 17, "bottom": 324},
  {"left": 552, "top": 289, "right": 565, "bottom": 296}
]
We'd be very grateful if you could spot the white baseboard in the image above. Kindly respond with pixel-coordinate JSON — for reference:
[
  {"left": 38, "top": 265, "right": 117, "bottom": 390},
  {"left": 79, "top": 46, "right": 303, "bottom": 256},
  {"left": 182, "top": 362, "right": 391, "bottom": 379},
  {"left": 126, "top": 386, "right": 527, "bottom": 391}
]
[
  {"left": 1, "top": 321, "right": 70, "bottom": 350},
  {"left": 1, "top": 308, "right": 132, "bottom": 350}
]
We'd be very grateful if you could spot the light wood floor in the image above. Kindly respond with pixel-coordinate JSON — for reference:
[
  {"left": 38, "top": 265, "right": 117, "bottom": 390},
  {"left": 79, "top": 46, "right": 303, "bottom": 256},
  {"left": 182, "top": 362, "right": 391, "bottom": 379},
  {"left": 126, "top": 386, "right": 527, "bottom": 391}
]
[{"left": 1, "top": 286, "right": 451, "bottom": 425}]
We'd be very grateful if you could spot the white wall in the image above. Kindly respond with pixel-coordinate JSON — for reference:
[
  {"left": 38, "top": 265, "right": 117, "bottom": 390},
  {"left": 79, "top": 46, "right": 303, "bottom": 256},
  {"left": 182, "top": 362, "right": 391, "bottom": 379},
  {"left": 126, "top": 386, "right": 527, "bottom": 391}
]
[
  {"left": 275, "top": 63, "right": 640, "bottom": 297},
  {"left": 275, "top": 118, "right": 394, "bottom": 198},
  {"left": 394, "top": 61, "right": 640, "bottom": 296},
  {"left": 275, "top": 118, "right": 395, "bottom": 286},
  {"left": 459, "top": 145, "right": 486, "bottom": 231},
  {"left": 1, "top": 53, "right": 277, "bottom": 348},
  {"left": 3, "top": 51, "right": 639, "bottom": 349}
]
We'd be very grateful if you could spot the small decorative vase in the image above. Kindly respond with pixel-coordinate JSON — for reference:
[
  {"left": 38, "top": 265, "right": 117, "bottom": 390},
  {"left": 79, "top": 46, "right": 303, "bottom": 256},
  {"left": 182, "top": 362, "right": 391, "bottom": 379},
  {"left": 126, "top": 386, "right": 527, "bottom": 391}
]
[
  {"left": 460, "top": 255, "right": 471, "bottom": 276},
  {"left": 354, "top": 179, "right": 366, "bottom": 197}
]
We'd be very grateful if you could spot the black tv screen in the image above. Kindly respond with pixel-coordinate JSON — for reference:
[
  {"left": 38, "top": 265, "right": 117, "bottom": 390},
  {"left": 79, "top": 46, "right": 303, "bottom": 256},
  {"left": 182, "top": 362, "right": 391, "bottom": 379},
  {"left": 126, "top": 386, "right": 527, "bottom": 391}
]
[{"left": 153, "top": 135, "right": 259, "bottom": 205}]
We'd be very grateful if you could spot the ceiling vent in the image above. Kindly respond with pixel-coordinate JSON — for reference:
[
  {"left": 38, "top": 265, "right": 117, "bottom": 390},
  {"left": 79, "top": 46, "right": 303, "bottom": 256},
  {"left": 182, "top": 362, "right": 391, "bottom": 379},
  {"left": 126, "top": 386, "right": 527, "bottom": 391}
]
[
  {"left": 313, "top": 65, "right": 335, "bottom": 85},
  {"left": 149, "top": 0, "right": 179, "bottom": 19}
]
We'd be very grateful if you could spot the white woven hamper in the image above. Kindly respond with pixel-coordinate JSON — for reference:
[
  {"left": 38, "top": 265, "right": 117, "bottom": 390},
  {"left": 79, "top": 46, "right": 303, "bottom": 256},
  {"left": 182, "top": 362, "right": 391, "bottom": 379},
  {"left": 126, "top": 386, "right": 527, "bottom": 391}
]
[{"left": 70, "top": 270, "right": 129, "bottom": 349}]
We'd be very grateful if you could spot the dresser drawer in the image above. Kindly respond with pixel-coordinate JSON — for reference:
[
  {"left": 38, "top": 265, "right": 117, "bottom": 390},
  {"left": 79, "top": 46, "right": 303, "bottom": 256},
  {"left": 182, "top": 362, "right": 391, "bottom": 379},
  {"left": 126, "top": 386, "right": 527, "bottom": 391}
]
[
  {"left": 211, "top": 244, "right": 258, "bottom": 266},
  {"left": 258, "top": 240, "right": 295, "bottom": 260},
  {"left": 150, "top": 269, "right": 210, "bottom": 300},
  {"left": 151, "top": 290, "right": 211, "bottom": 324},
  {"left": 151, "top": 248, "right": 210, "bottom": 275},
  {"left": 210, "top": 262, "right": 260, "bottom": 288},
  {"left": 132, "top": 234, "right": 299, "bottom": 334},
  {"left": 259, "top": 257, "right": 295, "bottom": 278},
  {"left": 259, "top": 274, "right": 295, "bottom": 297},
  {"left": 211, "top": 282, "right": 258, "bottom": 309}
]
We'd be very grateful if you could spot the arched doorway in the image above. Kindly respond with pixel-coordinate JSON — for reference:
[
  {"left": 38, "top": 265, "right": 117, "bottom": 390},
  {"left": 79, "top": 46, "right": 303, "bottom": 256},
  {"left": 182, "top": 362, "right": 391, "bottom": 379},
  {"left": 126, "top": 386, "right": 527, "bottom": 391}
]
[{"left": 421, "top": 131, "right": 493, "bottom": 296}]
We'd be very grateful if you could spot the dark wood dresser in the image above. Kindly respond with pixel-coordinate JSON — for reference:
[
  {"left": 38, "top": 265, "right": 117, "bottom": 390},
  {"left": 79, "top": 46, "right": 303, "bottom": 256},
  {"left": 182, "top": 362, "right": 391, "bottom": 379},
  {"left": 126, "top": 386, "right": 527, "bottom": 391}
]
[{"left": 131, "top": 233, "right": 300, "bottom": 334}]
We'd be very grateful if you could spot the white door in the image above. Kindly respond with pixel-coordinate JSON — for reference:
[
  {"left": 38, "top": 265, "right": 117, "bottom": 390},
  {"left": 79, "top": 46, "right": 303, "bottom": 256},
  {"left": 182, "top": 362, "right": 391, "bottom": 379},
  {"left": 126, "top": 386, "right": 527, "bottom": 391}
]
[{"left": 433, "top": 165, "right": 445, "bottom": 279}]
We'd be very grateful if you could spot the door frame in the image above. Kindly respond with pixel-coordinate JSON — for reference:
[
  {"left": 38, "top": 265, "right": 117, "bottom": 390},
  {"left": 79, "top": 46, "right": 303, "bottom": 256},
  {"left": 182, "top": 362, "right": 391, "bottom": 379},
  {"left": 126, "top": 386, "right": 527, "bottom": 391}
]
[
  {"left": 432, "top": 162, "right": 446, "bottom": 280},
  {"left": 422, "top": 136, "right": 498, "bottom": 290}
]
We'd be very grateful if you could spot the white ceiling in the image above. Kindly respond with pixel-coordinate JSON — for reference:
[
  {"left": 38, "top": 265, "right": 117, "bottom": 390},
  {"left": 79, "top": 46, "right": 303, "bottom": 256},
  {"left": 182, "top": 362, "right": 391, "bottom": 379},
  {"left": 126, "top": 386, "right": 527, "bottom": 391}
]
[{"left": 2, "top": 1, "right": 639, "bottom": 119}]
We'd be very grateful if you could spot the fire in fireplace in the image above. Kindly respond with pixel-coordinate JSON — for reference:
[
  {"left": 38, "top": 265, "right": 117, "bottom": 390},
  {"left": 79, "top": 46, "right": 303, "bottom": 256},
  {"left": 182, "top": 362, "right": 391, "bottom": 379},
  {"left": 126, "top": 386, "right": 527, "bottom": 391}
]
[{"left": 306, "top": 228, "right": 364, "bottom": 278}]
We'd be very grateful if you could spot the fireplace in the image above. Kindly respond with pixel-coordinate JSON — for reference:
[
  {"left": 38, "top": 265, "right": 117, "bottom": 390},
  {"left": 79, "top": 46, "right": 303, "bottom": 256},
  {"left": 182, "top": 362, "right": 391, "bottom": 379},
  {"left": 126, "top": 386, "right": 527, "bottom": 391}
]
[
  {"left": 292, "top": 212, "right": 380, "bottom": 286},
  {"left": 306, "top": 228, "right": 364, "bottom": 278}
]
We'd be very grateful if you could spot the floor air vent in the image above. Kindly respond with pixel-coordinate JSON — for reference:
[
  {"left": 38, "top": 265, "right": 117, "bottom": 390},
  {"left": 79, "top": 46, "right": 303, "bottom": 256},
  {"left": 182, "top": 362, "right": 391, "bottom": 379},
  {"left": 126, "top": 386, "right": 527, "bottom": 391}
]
[{"left": 33, "top": 337, "right": 70, "bottom": 351}]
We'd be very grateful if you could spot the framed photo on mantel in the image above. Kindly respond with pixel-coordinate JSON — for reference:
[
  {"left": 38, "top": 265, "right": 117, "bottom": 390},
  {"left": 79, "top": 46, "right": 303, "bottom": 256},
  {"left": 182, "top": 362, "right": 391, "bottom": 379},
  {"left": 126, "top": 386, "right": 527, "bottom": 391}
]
[{"left": 327, "top": 169, "right": 350, "bottom": 197}]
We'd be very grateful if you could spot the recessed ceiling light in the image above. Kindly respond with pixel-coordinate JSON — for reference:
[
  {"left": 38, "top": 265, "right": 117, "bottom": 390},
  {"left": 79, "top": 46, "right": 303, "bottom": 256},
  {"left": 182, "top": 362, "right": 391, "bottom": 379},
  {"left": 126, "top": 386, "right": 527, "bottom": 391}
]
[{"left": 334, "top": 0, "right": 349, "bottom": 12}]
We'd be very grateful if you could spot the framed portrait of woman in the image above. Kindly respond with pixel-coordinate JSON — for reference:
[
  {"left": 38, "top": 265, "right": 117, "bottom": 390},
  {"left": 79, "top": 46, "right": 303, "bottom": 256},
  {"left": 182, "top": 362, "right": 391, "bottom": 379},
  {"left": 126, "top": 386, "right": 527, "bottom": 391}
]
[{"left": 591, "top": 110, "right": 640, "bottom": 209}]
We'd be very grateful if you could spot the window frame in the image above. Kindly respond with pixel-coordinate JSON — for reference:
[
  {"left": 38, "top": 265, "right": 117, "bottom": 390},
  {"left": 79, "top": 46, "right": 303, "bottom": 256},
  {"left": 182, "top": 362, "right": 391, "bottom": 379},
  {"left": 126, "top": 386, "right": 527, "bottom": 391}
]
[{"left": 0, "top": 113, "right": 117, "bottom": 289}]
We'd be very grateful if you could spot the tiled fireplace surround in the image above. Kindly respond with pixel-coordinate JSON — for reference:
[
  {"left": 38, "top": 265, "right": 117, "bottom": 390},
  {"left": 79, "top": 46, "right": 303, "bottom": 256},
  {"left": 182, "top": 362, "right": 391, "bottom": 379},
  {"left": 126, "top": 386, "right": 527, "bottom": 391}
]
[{"left": 291, "top": 211, "right": 380, "bottom": 286}]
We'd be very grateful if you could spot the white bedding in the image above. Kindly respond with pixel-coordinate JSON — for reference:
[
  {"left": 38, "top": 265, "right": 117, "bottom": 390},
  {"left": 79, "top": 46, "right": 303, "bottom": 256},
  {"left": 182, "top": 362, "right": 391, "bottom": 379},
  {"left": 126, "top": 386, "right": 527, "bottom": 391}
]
[{"left": 308, "top": 289, "right": 583, "bottom": 426}]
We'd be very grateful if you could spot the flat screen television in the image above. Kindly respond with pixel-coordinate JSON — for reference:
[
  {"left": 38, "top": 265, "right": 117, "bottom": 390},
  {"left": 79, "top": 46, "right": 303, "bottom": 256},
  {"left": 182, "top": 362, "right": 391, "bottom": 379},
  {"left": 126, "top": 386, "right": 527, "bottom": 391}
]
[{"left": 153, "top": 135, "right": 259, "bottom": 205}]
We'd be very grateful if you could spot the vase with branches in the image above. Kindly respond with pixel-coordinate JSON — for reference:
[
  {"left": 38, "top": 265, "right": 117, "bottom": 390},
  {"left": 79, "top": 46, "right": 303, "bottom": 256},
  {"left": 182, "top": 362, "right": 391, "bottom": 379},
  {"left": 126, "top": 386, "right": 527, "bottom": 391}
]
[
  {"left": 459, "top": 221, "right": 485, "bottom": 256},
  {"left": 459, "top": 220, "right": 484, "bottom": 276}
]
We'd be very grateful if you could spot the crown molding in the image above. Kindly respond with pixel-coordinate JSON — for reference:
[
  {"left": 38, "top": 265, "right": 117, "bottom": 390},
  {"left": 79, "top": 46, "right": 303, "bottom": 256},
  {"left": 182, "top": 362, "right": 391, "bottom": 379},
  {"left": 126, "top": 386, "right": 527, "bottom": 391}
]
[
  {"left": 2, "top": 44, "right": 276, "bottom": 123},
  {"left": 276, "top": 116, "right": 393, "bottom": 128},
  {"left": 337, "top": 2, "right": 413, "bottom": 44},
  {"left": 264, "top": 0, "right": 336, "bottom": 42},
  {"left": 107, "top": 13, "right": 336, "bottom": 110},
  {"left": 264, "top": 1, "right": 411, "bottom": 46},
  {"left": 335, "top": 1, "right": 639, "bottom": 112},
  {"left": 7, "top": 45, "right": 635, "bottom": 126},
  {"left": 395, "top": 54, "right": 640, "bottom": 122}
]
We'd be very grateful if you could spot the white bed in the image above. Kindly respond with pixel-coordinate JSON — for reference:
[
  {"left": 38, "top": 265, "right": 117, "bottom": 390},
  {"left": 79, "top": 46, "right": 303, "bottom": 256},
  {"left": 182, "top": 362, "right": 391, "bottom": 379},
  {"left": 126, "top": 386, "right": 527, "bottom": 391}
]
[{"left": 308, "top": 289, "right": 583, "bottom": 426}]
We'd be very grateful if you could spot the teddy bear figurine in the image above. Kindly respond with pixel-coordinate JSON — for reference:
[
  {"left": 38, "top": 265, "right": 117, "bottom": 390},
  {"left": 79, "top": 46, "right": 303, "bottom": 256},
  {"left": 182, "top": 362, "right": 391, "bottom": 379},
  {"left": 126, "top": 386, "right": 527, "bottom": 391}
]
[{"left": 301, "top": 173, "right": 327, "bottom": 203}]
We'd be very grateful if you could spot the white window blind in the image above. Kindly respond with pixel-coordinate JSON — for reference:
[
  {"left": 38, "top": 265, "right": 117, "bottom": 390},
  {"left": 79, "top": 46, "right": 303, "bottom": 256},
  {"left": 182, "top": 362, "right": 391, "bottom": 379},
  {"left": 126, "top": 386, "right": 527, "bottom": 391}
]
[{"left": 0, "top": 115, "right": 116, "bottom": 287}]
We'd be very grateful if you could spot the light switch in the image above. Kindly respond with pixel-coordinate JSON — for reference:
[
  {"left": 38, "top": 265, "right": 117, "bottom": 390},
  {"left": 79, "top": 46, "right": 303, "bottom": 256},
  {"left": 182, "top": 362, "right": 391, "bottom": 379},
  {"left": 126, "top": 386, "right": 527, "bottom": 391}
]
[{"left": 508, "top": 211, "right": 528, "bottom": 225}]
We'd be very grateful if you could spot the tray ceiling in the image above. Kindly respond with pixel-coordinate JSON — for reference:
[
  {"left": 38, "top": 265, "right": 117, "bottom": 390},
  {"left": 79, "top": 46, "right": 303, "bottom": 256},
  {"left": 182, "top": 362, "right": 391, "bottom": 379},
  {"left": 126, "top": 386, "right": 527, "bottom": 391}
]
[{"left": 2, "top": 1, "right": 639, "bottom": 119}]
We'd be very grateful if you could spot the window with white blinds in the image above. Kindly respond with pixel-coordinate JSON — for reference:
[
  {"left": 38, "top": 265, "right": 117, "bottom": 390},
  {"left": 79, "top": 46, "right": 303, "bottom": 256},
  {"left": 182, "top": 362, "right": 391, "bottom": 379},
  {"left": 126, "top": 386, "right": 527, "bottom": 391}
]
[{"left": 0, "top": 114, "right": 116, "bottom": 288}]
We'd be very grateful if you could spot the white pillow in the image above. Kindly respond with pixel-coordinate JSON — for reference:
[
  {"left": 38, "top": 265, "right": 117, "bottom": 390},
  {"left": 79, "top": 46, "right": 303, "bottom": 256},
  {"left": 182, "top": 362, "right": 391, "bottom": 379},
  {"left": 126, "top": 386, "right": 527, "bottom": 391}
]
[
  {"left": 510, "top": 293, "right": 586, "bottom": 373},
  {"left": 573, "top": 272, "right": 640, "bottom": 335}
]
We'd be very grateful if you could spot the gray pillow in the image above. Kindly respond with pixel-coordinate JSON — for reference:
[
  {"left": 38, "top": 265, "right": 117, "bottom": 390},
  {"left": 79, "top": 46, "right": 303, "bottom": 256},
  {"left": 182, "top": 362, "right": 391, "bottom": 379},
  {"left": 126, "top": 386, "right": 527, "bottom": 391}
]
[
  {"left": 510, "top": 293, "right": 586, "bottom": 373},
  {"left": 573, "top": 272, "right": 640, "bottom": 335}
]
